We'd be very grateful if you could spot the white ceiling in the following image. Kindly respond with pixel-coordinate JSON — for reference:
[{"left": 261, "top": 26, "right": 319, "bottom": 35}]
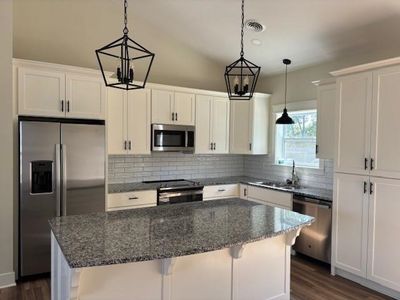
[{"left": 127, "top": 0, "right": 400, "bottom": 75}]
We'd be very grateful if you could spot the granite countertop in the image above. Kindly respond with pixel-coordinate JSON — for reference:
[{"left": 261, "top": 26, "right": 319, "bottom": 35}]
[
  {"left": 108, "top": 176, "right": 333, "bottom": 201},
  {"left": 49, "top": 198, "right": 314, "bottom": 269}
]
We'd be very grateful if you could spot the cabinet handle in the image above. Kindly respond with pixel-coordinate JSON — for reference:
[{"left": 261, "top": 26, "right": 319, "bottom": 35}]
[
  {"left": 244, "top": 188, "right": 247, "bottom": 197},
  {"left": 213, "top": 143, "right": 216, "bottom": 150},
  {"left": 218, "top": 189, "right": 226, "bottom": 192},
  {"left": 124, "top": 140, "right": 127, "bottom": 150},
  {"left": 128, "top": 141, "right": 132, "bottom": 150},
  {"left": 315, "top": 144, "right": 319, "bottom": 155},
  {"left": 249, "top": 143, "right": 252, "bottom": 151},
  {"left": 370, "top": 182, "right": 374, "bottom": 195},
  {"left": 129, "top": 196, "right": 138, "bottom": 200},
  {"left": 364, "top": 158, "right": 368, "bottom": 170},
  {"left": 67, "top": 100, "right": 70, "bottom": 113},
  {"left": 370, "top": 158, "right": 374, "bottom": 170},
  {"left": 61, "top": 100, "right": 64, "bottom": 112},
  {"left": 363, "top": 181, "right": 367, "bottom": 194},
  {"left": 172, "top": 112, "right": 175, "bottom": 121},
  {"left": 175, "top": 112, "right": 178, "bottom": 121},
  {"left": 210, "top": 142, "right": 213, "bottom": 150}
]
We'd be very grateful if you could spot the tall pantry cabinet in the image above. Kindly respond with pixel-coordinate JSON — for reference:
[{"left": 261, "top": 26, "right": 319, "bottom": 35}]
[{"left": 332, "top": 60, "right": 400, "bottom": 294}]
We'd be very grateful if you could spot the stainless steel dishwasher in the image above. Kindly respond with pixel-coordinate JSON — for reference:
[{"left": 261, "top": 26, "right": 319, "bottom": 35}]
[{"left": 292, "top": 195, "right": 332, "bottom": 263}]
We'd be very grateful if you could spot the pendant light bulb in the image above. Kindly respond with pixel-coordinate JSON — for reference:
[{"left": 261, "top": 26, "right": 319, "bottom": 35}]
[{"left": 276, "top": 59, "right": 295, "bottom": 125}]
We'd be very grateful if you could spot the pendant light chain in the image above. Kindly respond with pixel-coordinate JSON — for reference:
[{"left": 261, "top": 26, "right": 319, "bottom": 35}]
[
  {"left": 240, "top": 0, "right": 245, "bottom": 57},
  {"left": 123, "top": 0, "right": 129, "bottom": 35},
  {"left": 284, "top": 64, "right": 288, "bottom": 106}
]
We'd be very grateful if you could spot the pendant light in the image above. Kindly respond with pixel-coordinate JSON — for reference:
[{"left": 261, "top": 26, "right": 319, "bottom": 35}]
[
  {"left": 276, "top": 59, "right": 294, "bottom": 125},
  {"left": 224, "top": 0, "right": 261, "bottom": 100},
  {"left": 95, "top": 0, "right": 155, "bottom": 90}
]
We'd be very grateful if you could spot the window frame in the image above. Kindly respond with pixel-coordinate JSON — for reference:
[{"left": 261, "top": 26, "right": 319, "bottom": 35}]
[{"left": 271, "top": 100, "right": 325, "bottom": 171}]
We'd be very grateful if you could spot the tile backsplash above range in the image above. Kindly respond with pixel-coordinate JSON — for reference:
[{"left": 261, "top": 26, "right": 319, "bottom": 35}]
[{"left": 108, "top": 153, "right": 334, "bottom": 190}]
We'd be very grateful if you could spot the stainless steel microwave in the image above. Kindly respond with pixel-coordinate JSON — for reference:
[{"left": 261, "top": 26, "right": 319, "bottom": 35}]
[{"left": 151, "top": 124, "right": 195, "bottom": 152}]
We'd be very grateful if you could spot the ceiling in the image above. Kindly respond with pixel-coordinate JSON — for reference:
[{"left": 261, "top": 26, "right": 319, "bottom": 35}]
[{"left": 126, "top": 0, "right": 400, "bottom": 75}]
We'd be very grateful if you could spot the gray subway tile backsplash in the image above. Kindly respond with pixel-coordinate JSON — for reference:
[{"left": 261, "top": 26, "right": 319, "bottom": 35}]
[{"left": 108, "top": 153, "right": 333, "bottom": 190}]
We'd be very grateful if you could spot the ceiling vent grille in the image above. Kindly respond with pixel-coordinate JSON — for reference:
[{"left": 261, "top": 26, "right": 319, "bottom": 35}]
[{"left": 245, "top": 19, "right": 265, "bottom": 33}]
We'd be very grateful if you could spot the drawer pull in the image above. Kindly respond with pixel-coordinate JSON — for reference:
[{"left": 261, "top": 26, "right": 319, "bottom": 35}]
[
  {"left": 129, "top": 197, "right": 139, "bottom": 200},
  {"left": 217, "top": 189, "right": 226, "bottom": 192}
]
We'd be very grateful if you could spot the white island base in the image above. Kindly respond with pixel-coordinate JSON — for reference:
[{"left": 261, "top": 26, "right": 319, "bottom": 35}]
[{"left": 51, "top": 229, "right": 301, "bottom": 300}]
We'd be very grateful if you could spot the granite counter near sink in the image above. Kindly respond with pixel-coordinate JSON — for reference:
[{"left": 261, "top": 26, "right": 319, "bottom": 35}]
[{"left": 108, "top": 176, "right": 333, "bottom": 202}]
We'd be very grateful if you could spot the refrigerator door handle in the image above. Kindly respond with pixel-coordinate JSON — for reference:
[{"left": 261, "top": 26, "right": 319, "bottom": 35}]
[
  {"left": 61, "top": 144, "right": 67, "bottom": 216},
  {"left": 55, "top": 144, "right": 61, "bottom": 217}
]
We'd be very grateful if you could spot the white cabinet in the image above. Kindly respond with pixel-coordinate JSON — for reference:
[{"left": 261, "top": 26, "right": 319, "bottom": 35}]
[
  {"left": 332, "top": 173, "right": 369, "bottom": 277},
  {"left": 370, "top": 65, "right": 400, "bottom": 180},
  {"left": 367, "top": 177, "right": 400, "bottom": 291},
  {"left": 314, "top": 79, "right": 336, "bottom": 159},
  {"left": 247, "top": 185, "right": 292, "bottom": 210},
  {"left": 65, "top": 73, "right": 105, "bottom": 119},
  {"left": 17, "top": 65, "right": 105, "bottom": 119},
  {"left": 229, "top": 94, "right": 270, "bottom": 154},
  {"left": 195, "top": 95, "right": 229, "bottom": 154},
  {"left": 203, "top": 184, "right": 239, "bottom": 201},
  {"left": 18, "top": 67, "right": 66, "bottom": 117},
  {"left": 335, "top": 72, "right": 372, "bottom": 175},
  {"left": 107, "top": 190, "right": 157, "bottom": 211},
  {"left": 107, "top": 88, "right": 151, "bottom": 155},
  {"left": 151, "top": 89, "right": 195, "bottom": 125}
]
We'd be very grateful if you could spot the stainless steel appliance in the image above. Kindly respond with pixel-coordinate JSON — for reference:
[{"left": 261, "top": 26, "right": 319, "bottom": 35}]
[
  {"left": 19, "top": 117, "right": 105, "bottom": 277},
  {"left": 292, "top": 195, "right": 332, "bottom": 263},
  {"left": 144, "top": 180, "right": 203, "bottom": 205},
  {"left": 151, "top": 124, "right": 195, "bottom": 152}
]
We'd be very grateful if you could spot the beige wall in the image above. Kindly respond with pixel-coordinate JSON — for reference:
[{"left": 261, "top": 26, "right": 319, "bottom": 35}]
[
  {"left": 0, "top": 0, "right": 15, "bottom": 288},
  {"left": 13, "top": 0, "right": 226, "bottom": 92}
]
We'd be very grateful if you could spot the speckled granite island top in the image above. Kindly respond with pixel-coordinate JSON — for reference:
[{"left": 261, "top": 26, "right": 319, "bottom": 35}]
[{"left": 49, "top": 198, "right": 314, "bottom": 269}]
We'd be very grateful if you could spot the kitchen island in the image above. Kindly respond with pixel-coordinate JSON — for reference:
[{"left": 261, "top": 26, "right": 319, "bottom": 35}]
[{"left": 50, "top": 198, "right": 313, "bottom": 300}]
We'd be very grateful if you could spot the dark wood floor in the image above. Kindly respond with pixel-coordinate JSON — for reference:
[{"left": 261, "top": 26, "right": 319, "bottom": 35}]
[{"left": 0, "top": 255, "right": 393, "bottom": 300}]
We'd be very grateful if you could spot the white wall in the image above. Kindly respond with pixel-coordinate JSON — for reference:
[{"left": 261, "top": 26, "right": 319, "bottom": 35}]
[{"left": 0, "top": 0, "right": 15, "bottom": 288}]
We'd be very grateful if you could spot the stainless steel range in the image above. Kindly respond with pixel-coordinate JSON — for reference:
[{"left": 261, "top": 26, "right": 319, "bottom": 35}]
[{"left": 143, "top": 179, "right": 203, "bottom": 205}]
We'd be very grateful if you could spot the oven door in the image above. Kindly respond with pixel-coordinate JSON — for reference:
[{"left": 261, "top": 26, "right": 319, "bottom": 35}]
[
  {"left": 152, "top": 124, "right": 194, "bottom": 152},
  {"left": 158, "top": 190, "right": 203, "bottom": 205}
]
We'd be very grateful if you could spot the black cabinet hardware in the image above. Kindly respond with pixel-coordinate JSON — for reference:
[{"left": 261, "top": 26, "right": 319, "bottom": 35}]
[
  {"left": 364, "top": 158, "right": 368, "bottom": 170},
  {"left": 370, "top": 182, "right": 374, "bottom": 195},
  {"left": 128, "top": 141, "right": 132, "bottom": 150},
  {"left": 61, "top": 100, "right": 64, "bottom": 112},
  {"left": 370, "top": 158, "right": 374, "bottom": 170},
  {"left": 363, "top": 181, "right": 367, "bottom": 194}
]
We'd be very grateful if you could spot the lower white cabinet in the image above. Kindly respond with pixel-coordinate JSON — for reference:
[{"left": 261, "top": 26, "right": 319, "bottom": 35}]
[
  {"left": 107, "top": 88, "right": 151, "bottom": 155},
  {"left": 107, "top": 190, "right": 157, "bottom": 211},
  {"left": 333, "top": 173, "right": 400, "bottom": 292},
  {"left": 246, "top": 185, "right": 293, "bottom": 210},
  {"left": 203, "top": 184, "right": 239, "bottom": 201}
]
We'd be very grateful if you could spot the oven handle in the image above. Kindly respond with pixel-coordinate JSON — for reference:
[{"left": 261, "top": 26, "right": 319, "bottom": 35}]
[{"left": 159, "top": 190, "right": 203, "bottom": 198}]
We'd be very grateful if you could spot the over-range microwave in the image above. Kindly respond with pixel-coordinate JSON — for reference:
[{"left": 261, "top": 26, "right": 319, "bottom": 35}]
[{"left": 151, "top": 124, "right": 195, "bottom": 152}]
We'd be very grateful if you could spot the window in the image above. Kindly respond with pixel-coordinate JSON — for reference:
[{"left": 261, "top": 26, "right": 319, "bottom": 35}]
[{"left": 275, "top": 109, "right": 319, "bottom": 168}]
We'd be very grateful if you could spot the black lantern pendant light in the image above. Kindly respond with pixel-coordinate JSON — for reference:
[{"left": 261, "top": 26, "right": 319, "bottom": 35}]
[
  {"left": 224, "top": 0, "right": 261, "bottom": 100},
  {"left": 276, "top": 59, "right": 294, "bottom": 125},
  {"left": 95, "top": 0, "right": 155, "bottom": 90}
]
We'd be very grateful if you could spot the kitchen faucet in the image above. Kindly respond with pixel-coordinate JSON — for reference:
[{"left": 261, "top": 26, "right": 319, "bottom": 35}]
[{"left": 286, "top": 160, "right": 300, "bottom": 186}]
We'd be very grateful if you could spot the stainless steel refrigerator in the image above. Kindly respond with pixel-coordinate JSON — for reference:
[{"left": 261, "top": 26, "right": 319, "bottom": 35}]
[{"left": 19, "top": 117, "right": 105, "bottom": 277}]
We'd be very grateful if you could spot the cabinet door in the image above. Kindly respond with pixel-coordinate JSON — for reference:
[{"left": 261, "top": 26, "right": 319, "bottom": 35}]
[
  {"left": 195, "top": 95, "right": 212, "bottom": 154},
  {"left": 336, "top": 72, "right": 372, "bottom": 175},
  {"left": 316, "top": 83, "right": 336, "bottom": 159},
  {"left": 66, "top": 73, "right": 105, "bottom": 119},
  {"left": 230, "top": 100, "right": 251, "bottom": 154},
  {"left": 367, "top": 177, "right": 400, "bottom": 292},
  {"left": 212, "top": 97, "right": 230, "bottom": 154},
  {"left": 332, "top": 173, "right": 369, "bottom": 277},
  {"left": 151, "top": 89, "right": 174, "bottom": 124},
  {"left": 174, "top": 92, "right": 195, "bottom": 125},
  {"left": 127, "top": 89, "right": 151, "bottom": 155},
  {"left": 107, "top": 88, "right": 127, "bottom": 155},
  {"left": 250, "top": 95, "right": 269, "bottom": 154},
  {"left": 370, "top": 65, "right": 400, "bottom": 179},
  {"left": 18, "top": 67, "right": 65, "bottom": 117}
]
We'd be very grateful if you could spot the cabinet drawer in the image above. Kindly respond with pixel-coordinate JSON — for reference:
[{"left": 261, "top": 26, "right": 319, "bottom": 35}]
[
  {"left": 108, "top": 190, "right": 157, "bottom": 210},
  {"left": 247, "top": 186, "right": 292, "bottom": 209},
  {"left": 203, "top": 184, "right": 239, "bottom": 200}
]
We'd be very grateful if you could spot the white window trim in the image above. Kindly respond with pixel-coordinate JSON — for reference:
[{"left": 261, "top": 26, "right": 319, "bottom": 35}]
[{"left": 271, "top": 100, "right": 325, "bottom": 172}]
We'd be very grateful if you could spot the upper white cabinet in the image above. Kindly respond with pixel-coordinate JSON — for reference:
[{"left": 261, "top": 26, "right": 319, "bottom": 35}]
[
  {"left": 195, "top": 95, "right": 229, "bottom": 154},
  {"left": 151, "top": 89, "right": 195, "bottom": 125},
  {"left": 230, "top": 94, "right": 270, "bottom": 154},
  {"left": 335, "top": 72, "right": 372, "bottom": 175},
  {"left": 107, "top": 88, "right": 151, "bottom": 155},
  {"left": 314, "top": 79, "right": 336, "bottom": 159},
  {"left": 16, "top": 61, "right": 105, "bottom": 120},
  {"left": 18, "top": 67, "right": 66, "bottom": 117}
]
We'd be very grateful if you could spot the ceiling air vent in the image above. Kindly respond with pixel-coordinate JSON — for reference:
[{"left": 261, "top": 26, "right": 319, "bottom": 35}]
[{"left": 245, "top": 19, "right": 265, "bottom": 33}]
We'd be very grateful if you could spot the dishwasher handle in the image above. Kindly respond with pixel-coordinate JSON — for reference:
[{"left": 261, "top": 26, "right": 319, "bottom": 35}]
[{"left": 293, "top": 198, "right": 331, "bottom": 209}]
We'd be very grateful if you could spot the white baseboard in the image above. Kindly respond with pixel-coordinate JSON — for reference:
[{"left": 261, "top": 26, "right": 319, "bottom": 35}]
[
  {"left": 334, "top": 267, "right": 400, "bottom": 300},
  {"left": 0, "top": 272, "right": 15, "bottom": 289}
]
